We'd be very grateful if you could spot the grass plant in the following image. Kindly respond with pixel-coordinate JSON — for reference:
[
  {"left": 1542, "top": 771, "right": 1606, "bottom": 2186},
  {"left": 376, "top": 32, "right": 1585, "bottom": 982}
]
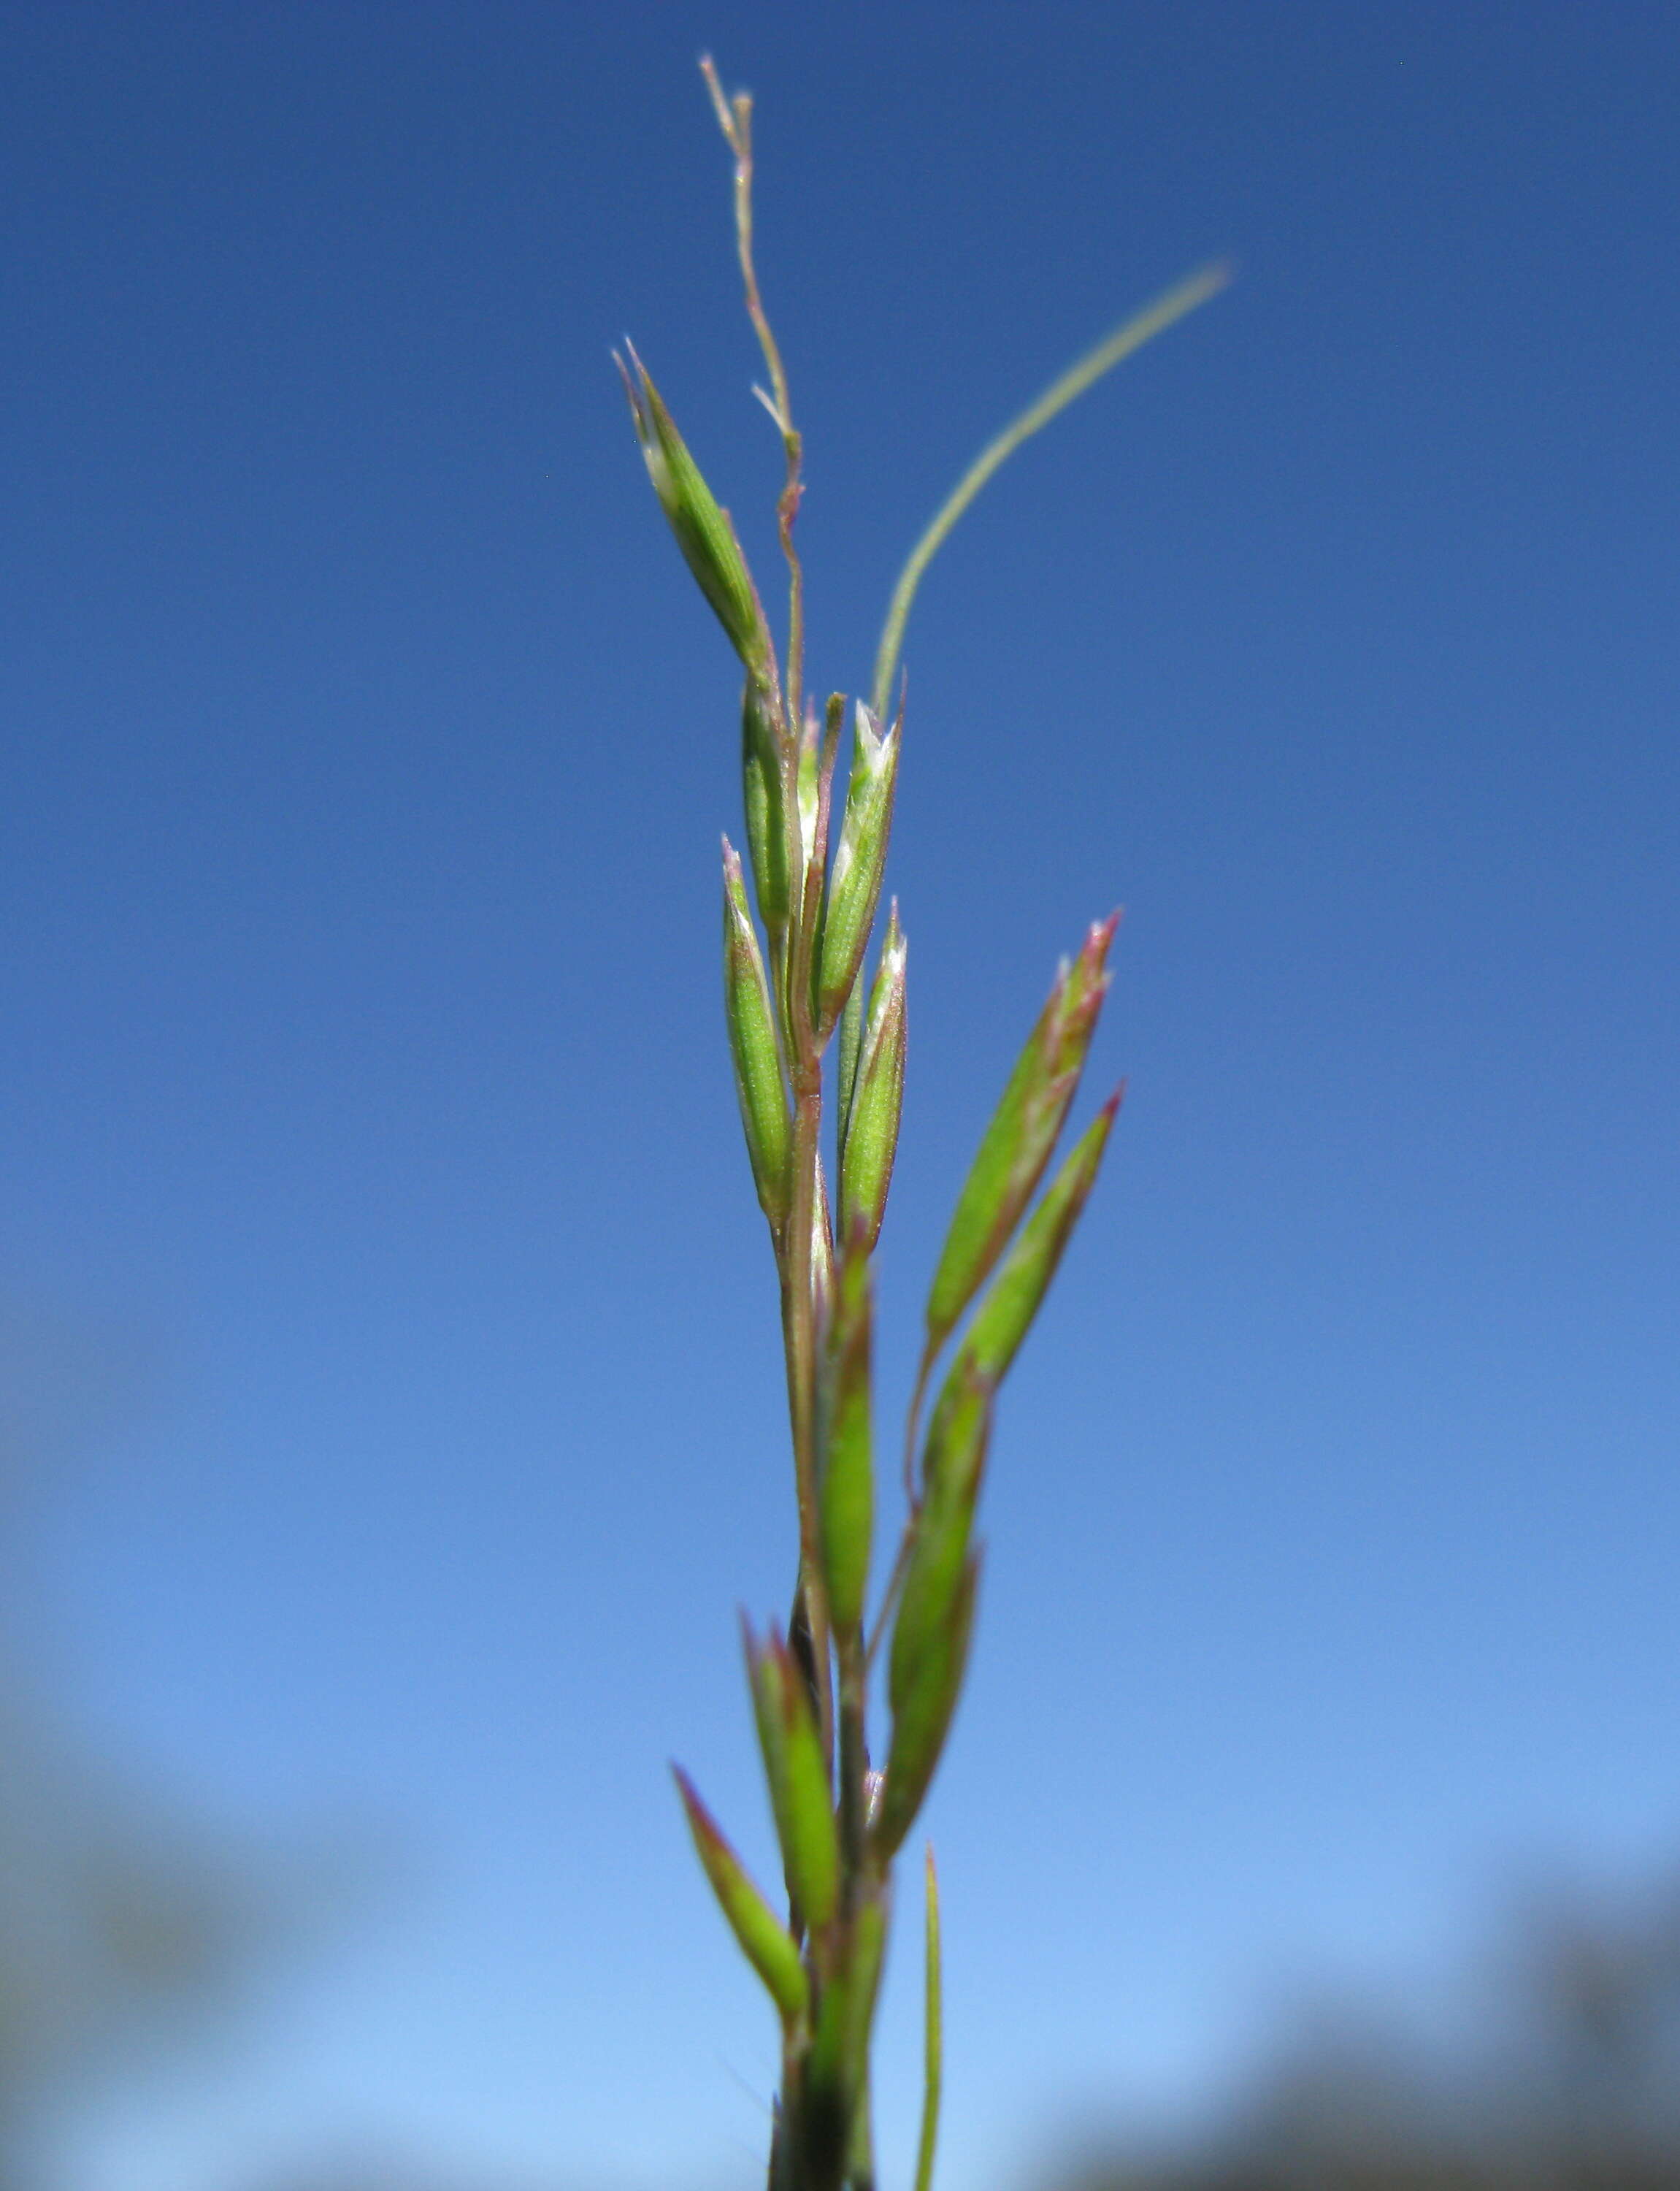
[{"left": 619, "top": 60, "right": 1226, "bottom": 2191}]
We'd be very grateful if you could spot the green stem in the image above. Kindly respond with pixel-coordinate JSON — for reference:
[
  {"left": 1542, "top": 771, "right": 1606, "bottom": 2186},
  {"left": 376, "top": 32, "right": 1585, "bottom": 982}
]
[
  {"left": 913, "top": 1848, "right": 943, "bottom": 2191},
  {"left": 863, "top": 1339, "right": 935, "bottom": 1683},
  {"left": 835, "top": 1631, "right": 869, "bottom": 1881},
  {"left": 780, "top": 1069, "right": 835, "bottom": 1769},
  {"left": 845, "top": 2080, "right": 876, "bottom": 2191},
  {"left": 871, "top": 261, "right": 1232, "bottom": 719}
]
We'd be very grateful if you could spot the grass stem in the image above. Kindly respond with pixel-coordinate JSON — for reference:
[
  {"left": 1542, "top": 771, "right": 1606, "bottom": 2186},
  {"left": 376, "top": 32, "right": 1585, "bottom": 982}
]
[{"left": 871, "top": 261, "right": 1231, "bottom": 719}]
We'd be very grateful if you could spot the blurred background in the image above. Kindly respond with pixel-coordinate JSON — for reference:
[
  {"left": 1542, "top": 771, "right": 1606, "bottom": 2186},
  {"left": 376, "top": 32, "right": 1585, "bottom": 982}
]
[{"left": 2, "top": 4, "right": 1677, "bottom": 2187}]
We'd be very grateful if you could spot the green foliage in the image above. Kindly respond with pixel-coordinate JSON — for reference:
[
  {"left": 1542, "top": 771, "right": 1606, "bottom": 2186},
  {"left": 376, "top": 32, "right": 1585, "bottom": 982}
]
[
  {"left": 722, "top": 838, "right": 793, "bottom": 1236},
  {"left": 927, "top": 1091, "right": 1123, "bottom": 1459},
  {"left": 820, "top": 1246, "right": 875, "bottom": 1640},
  {"left": 914, "top": 1851, "right": 943, "bottom": 2191},
  {"left": 674, "top": 1766, "right": 809, "bottom": 2029},
  {"left": 748, "top": 1623, "right": 843, "bottom": 1940},
  {"left": 838, "top": 909, "right": 906, "bottom": 1258},
  {"left": 816, "top": 703, "right": 900, "bottom": 1038},
  {"left": 924, "top": 915, "right": 1117, "bottom": 1359},
  {"left": 617, "top": 346, "right": 773, "bottom": 683},
  {"left": 622, "top": 56, "right": 1224, "bottom": 2190}
]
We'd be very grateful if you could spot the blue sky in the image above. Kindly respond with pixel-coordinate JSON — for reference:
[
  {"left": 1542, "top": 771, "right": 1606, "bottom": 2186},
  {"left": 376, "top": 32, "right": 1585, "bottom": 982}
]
[{"left": 2, "top": 4, "right": 1677, "bottom": 2187}]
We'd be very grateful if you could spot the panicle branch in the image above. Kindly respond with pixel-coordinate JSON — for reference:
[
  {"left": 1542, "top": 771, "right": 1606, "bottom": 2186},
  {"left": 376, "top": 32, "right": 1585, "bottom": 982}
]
[{"left": 701, "top": 53, "right": 808, "bottom": 731}]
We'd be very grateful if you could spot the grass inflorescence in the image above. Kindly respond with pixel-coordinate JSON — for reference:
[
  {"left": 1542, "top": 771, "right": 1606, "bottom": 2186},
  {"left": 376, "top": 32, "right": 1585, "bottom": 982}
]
[{"left": 619, "top": 58, "right": 1225, "bottom": 2191}]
